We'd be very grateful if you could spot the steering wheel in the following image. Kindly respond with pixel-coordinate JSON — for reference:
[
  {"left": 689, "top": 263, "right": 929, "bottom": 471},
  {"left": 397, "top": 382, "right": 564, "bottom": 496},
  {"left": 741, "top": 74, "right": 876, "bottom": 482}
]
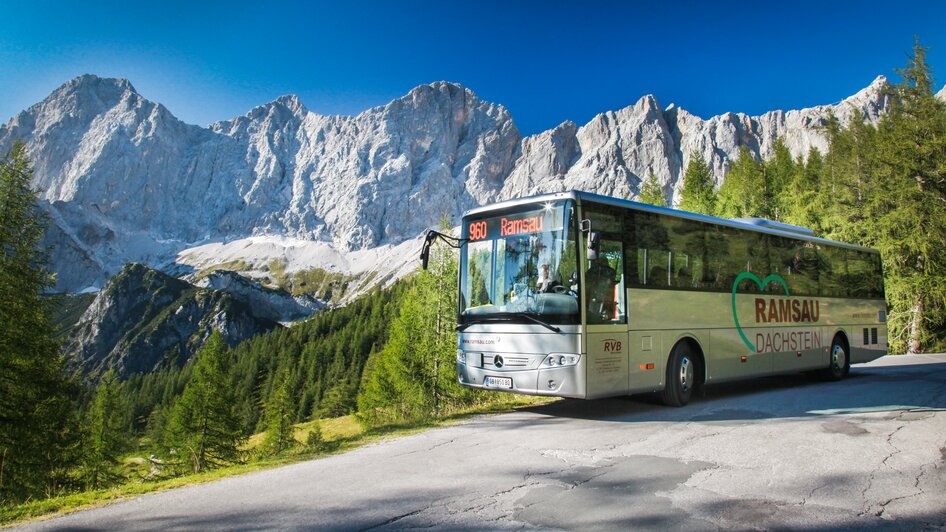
[{"left": 551, "top": 284, "right": 568, "bottom": 294}]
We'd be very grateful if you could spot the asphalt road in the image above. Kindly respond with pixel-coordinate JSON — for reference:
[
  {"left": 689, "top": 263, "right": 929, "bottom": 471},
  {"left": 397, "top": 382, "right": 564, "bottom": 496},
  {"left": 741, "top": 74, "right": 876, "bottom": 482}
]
[{"left": 23, "top": 354, "right": 946, "bottom": 531}]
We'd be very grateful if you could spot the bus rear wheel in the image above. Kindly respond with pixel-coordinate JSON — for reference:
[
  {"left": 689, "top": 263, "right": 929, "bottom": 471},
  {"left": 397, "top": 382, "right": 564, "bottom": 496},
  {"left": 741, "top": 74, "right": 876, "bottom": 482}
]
[
  {"left": 822, "top": 337, "right": 848, "bottom": 381},
  {"left": 661, "top": 343, "right": 694, "bottom": 407}
]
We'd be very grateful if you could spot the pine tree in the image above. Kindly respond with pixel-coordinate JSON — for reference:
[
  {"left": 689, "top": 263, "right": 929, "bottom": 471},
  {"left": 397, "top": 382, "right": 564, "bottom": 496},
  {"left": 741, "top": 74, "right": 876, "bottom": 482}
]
[
  {"left": 765, "top": 138, "right": 795, "bottom": 218},
  {"left": 260, "top": 370, "right": 296, "bottom": 456},
  {"left": 676, "top": 153, "right": 718, "bottom": 214},
  {"left": 716, "top": 146, "right": 775, "bottom": 219},
  {"left": 81, "top": 370, "right": 131, "bottom": 488},
  {"left": 780, "top": 148, "right": 826, "bottom": 232},
  {"left": 818, "top": 110, "right": 878, "bottom": 243},
  {"left": 0, "top": 143, "right": 76, "bottom": 502},
  {"left": 304, "top": 423, "right": 324, "bottom": 452},
  {"left": 358, "top": 215, "right": 469, "bottom": 426},
  {"left": 868, "top": 39, "right": 946, "bottom": 353},
  {"left": 163, "top": 331, "right": 244, "bottom": 473},
  {"left": 637, "top": 172, "right": 668, "bottom": 207}
]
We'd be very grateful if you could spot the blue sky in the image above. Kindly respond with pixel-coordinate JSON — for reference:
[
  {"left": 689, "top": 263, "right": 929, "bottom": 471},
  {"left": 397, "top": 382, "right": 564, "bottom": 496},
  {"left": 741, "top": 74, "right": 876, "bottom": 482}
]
[{"left": 2, "top": 1, "right": 944, "bottom": 135}]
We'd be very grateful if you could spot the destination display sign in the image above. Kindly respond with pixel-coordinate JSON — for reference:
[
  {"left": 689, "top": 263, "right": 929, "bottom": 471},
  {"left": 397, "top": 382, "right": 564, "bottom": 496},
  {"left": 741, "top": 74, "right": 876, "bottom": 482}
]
[{"left": 465, "top": 205, "right": 565, "bottom": 242}]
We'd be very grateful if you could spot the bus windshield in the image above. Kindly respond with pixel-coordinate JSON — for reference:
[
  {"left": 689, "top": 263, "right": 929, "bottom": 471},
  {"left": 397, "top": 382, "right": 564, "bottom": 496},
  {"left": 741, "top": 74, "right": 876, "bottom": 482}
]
[{"left": 459, "top": 200, "right": 580, "bottom": 325}]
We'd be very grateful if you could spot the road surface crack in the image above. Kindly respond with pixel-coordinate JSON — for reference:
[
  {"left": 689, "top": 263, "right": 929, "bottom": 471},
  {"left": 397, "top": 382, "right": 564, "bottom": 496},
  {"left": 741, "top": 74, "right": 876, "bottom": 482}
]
[
  {"left": 800, "top": 480, "right": 830, "bottom": 506},
  {"left": 361, "top": 507, "right": 429, "bottom": 531},
  {"left": 860, "top": 419, "right": 909, "bottom": 517}
]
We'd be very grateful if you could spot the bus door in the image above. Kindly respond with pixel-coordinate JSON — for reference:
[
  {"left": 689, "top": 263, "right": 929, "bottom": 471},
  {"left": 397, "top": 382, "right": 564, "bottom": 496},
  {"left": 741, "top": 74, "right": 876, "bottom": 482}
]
[{"left": 581, "top": 208, "right": 628, "bottom": 398}]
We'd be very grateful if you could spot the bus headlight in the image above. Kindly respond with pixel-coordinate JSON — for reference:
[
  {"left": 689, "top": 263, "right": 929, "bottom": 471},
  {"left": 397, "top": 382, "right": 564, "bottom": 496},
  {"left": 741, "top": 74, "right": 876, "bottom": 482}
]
[
  {"left": 456, "top": 349, "right": 466, "bottom": 364},
  {"left": 543, "top": 353, "right": 579, "bottom": 367}
]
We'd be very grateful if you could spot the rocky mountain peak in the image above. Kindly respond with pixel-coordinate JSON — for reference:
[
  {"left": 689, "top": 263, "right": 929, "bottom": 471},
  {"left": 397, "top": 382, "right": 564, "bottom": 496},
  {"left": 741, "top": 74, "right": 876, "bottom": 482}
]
[
  {"left": 55, "top": 74, "right": 137, "bottom": 105},
  {"left": 272, "top": 93, "right": 305, "bottom": 111},
  {"left": 1, "top": 73, "right": 920, "bottom": 293},
  {"left": 65, "top": 262, "right": 278, "bottom": 377}
]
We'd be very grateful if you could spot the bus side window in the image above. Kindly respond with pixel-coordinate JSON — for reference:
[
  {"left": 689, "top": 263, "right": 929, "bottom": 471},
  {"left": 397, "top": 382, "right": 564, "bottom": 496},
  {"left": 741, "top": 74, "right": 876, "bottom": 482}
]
[
  {"left": 585, "top": 207, "right": 626, "bottom": 324},
  {"left": 649, "top": 251, "right": 670, "bottom": 288},
  {"left": 703, "top": 224, "right": 728, "bottom": 290}
]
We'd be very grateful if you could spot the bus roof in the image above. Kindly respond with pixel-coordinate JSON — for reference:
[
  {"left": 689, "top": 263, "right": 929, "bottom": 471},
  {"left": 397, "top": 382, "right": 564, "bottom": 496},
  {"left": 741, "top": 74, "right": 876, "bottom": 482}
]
[{"left": 462, "top": 190, "right": 878, "bottom": 254}]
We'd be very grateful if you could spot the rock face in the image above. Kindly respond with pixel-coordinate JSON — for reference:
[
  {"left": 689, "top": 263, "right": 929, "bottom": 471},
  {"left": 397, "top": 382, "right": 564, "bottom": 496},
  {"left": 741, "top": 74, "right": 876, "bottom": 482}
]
[
  {"left": 65, "top": 263, "right": 279, "bottom": 377},
  {"left": 1, "top": 74, "right": 935, "bottom": 293},
  {"left": 0, "top": 76, "right": 520, "bottom": 292},
  {"left": 193, "top": 270, "right": 322, "bottom": 322},
  {"left": 499, "top": 77, "right": 895, "bottom": 201}
]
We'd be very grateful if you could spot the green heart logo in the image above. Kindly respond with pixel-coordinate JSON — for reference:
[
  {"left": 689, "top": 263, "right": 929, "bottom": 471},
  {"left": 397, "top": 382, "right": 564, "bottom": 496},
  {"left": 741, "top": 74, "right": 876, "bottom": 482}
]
[{"left": 731, "top": 272, "right": 789, "bottom": 352}]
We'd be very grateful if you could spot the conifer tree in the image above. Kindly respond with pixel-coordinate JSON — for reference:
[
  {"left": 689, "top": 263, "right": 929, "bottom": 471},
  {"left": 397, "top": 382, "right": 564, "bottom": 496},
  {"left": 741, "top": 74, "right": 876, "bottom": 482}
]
[
  {"left": 765, "top": 138, "right": 795, "bottom": 217},
  {"left": 868, "top": 40, "right": 946, "bottom": 353},
  {"left": 717, "top": 146, "right": 775, "bottom": 219},
  {"left": 677, "top": 153, "right": 717, "bottom": 214},
  {"left": 260, "top": 370, "right": 296, "bottom": 456},
  {"left": 779, "top": 148, "right": 826, "bottom": 232},
  {"left": 81, "top": 370, "right": 131, "bottom": 488},
  {"left": 0, "top": 143, "right": 75, "bottom": 502},
  {"left": 637, "top": 172, "right": 668, "bottom": 207},
  {"left": 304, "top": 423, "right": 324, "bottom": 452},
  {"left": 163, "top": 331, "right": 244, "bottom": 473},
  {"left": 358, "top": 216, "right": 468, "bottom": 426},
  {"left": 818, "top": 110, "right": 877, "bottom": 243}
]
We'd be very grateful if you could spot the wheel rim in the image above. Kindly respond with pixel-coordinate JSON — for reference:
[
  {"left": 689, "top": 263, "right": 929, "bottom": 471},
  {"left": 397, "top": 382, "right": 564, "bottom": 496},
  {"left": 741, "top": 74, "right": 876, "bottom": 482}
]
[
  {"left": 679, "top": 356, "right": 693, "bottom": 392},
  {"left": 831, "top": 344, "right": 846, "bottom": 371}
]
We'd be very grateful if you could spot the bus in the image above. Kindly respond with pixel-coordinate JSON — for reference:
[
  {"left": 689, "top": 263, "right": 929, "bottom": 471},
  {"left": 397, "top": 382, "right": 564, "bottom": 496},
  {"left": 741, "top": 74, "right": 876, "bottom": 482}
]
[{"left": 428, "top": 190, "right": 887, "bottom": 406}]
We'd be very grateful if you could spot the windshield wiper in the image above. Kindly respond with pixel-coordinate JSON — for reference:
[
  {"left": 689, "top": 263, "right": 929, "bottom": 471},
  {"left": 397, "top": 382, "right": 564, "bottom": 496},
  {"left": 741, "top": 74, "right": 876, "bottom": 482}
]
[
  {"left": 457, "top": 312, "right": 561, "bottom": 333},
  {"left": 514, "top": 312, "right": 561, "bottom": 332}
]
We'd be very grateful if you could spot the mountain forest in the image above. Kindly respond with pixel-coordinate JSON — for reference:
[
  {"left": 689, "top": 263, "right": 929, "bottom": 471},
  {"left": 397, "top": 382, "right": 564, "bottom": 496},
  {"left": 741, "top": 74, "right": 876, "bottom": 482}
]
[{"left": 1, "top": 44, "right": 944, "bottom": 508}]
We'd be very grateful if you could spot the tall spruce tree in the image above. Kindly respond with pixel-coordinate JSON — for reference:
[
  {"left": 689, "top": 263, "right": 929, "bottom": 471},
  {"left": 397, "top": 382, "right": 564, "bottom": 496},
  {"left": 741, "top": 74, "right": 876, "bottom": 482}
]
[
  {"left": 677, "top": 153, "right": 718, "bottom": 214},
  {"left": 765, "top": 138, "right": 795, "bottom": 219},
  {"left": 818, "top": 110, "right": 878, "bottom": 244},
  {"left": 163, "top": 331, "right": 244, "bottom": 473},
  {"left": 779, "top": 148, "right": 826, "bottom": 232},
  {"left": 260, "top": 370, "right": 296, "bottom": 456},
  {"left": 81, "top": 370, "right": 130, "bottom": 489},
  {"left": 869, "top": 40, "right": 946, "bottom": 353},
  {"left": 0, "top": 143, "right": 75, "bottom": 503},
  {"left": 358, "top": 216, "right": 469, "bottom": 426},
  {"left": 637, "top": 172, "right": 668, "bottom": 207},
  {"left": 717, "top": 146, "right": 773, "bottom": 218}
]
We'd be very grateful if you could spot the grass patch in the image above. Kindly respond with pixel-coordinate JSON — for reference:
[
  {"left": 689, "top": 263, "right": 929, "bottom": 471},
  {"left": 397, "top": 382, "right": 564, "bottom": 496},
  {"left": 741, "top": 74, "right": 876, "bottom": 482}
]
[
  {"left": 262, "top": 259, "right": 357, "bottom": 302},
  {"left": 1, "top": 395, "right": 552, "bottom": 527},
  {"left": 45, "top": 292, "right": 97, "bottom": 337},
  {"left": 192, "top": 259, "right": 250, "bottom": 282}
]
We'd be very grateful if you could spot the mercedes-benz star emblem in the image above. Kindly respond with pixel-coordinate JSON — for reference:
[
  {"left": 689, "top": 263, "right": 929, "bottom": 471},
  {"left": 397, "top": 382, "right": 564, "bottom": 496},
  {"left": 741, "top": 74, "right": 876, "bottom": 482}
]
[{"left": 494, "top": 355, "right": 504, "bottom": 368}]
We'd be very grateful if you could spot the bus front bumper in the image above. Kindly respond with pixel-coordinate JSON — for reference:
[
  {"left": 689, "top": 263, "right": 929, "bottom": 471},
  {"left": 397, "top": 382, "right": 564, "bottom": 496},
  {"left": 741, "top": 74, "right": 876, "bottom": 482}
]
[{"left": 456, "top": 362, "right": 586, "bottom": 399}]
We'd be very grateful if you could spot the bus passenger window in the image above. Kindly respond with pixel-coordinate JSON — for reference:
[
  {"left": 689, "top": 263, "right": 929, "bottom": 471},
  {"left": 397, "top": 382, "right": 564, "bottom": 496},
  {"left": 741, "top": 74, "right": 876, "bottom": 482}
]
[{"left": 648, "top": 250, "right": 670, "bottom": 288}]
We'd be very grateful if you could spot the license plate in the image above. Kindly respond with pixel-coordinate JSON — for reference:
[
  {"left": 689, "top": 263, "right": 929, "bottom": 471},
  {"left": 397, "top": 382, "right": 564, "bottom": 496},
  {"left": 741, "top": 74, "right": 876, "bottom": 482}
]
[{"left": 484, "top": 376, "right": 513, "bottom": 389}]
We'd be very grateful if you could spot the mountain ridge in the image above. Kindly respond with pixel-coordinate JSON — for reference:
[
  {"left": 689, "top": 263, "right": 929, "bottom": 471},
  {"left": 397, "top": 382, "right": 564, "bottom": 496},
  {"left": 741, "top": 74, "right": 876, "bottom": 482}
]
[
  {"left": 65, "top": 262, "right": 280, "bottom": 378},
  {"left": 1, "top": 73, "right": 934, "bottom": 293}
]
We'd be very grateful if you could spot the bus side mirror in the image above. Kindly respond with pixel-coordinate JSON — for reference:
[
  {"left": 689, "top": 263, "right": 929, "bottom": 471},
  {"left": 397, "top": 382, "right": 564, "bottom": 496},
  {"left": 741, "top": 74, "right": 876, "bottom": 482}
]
[
  {"left": 587, "top": 231, "right": 600, "bottom": 261},
  {"left": 420, "top": 229, "right": 465, "bottom": 270},
  {"left": 420, "top": 230, "right": 438, "bottom": 270},
  {"left": 580, "top": 219, "right": 600, "bottom": 261}
]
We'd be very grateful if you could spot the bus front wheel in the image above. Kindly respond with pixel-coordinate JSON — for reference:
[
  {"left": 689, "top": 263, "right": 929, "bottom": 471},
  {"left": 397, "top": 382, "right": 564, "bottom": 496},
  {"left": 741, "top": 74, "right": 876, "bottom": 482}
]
[
  {"left": 822, "top": 336, "right": 848, "bottom": 381},
  {"left": 661, "top": 343, "right": 694, "bottom": 407}
]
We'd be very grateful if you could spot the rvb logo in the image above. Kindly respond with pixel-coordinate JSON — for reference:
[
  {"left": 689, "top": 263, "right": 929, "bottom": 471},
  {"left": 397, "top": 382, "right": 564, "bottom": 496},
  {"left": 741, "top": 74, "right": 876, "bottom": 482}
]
[{"left": 603, "top": 339, "right": 622, "bottom": 352}]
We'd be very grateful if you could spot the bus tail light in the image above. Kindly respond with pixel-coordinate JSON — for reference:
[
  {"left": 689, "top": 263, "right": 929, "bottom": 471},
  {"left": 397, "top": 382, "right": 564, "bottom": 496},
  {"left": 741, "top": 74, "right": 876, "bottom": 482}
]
[{"left": 544, "top": 354, "right": 579, "bottom": 367}]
